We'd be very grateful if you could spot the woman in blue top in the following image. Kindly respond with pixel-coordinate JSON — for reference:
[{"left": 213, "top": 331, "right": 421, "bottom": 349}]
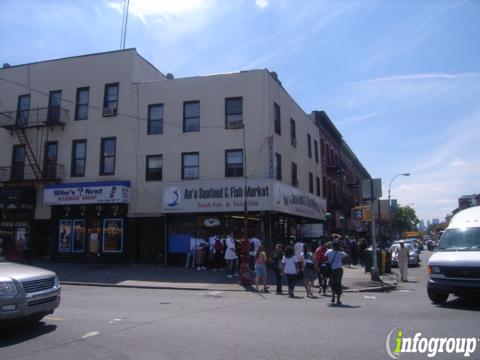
[{"left": 324, "top": 241, "right": 348, "bottom": 305}]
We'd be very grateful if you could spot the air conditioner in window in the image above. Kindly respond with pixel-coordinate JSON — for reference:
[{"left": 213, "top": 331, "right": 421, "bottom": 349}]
[
  {"left": 292, "top": 138, "right": 297, "bottom": 147},
  {"left": 103, "top": 107, "right": 116, "bottom": 116}
]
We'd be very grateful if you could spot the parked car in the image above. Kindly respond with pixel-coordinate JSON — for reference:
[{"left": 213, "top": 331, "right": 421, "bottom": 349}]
[
  {"left": 389, "top": 243, "right": 420, "bottom": 267},
  {"left": 0, "top": 260, "right": 61, "bottom": 325},
  {"left": 427, "top": 206, "right": 480, "bottom": 305}
]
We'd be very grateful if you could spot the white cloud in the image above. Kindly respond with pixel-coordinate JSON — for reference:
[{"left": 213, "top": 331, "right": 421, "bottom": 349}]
[
  {"left": 449, "top": 158, "right": 467, "bottom": 167},
  {"left": 336, "top": 111, "right": 379, "bottom": 126},
  {"left": 343, "top": 72, "right": 480, "bottom": 110},
  {"left": 105, "top": 0, "right": 214, "bottom": 22},
  {"left": 255, "top": 0, "right": 269, "bottom": 8}
]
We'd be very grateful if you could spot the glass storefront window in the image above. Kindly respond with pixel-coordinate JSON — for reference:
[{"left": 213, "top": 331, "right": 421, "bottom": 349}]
[{"left": 103, "top": 219, "right": 123, "bottom": 253}]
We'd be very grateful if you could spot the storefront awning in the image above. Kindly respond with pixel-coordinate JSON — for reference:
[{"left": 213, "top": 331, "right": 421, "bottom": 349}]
[
  {"left": 0, "top": 187, "right": 36, "bottom": 210},
  {"left": 161, "top": 179, "right": 327, "bottom": 221}
]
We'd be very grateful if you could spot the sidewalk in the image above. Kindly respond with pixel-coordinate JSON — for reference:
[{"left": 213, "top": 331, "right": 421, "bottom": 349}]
[{"left": 31, "top": 260, "right": 397, "bottom": 293}]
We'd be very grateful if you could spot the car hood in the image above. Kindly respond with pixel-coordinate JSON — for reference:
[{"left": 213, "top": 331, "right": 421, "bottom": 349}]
[
  {"left": 428, "top": 251, "right": 480, "bottom": 267},
  {"left": 0, "top": 262, "right": 56, "bottom": 282}
]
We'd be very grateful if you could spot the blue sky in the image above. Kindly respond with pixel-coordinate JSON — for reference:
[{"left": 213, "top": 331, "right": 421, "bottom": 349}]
[{"left": 1, "top": 0, "right": 479, "bottom": 222}]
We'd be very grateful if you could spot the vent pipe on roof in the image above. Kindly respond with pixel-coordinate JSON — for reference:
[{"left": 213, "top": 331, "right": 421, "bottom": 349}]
[{"left": 166, "top": 73, "right": 174, "bottom": 80}]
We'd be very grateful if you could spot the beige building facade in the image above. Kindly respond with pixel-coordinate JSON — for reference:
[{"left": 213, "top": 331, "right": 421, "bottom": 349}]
[{"left": 0, "top": 49, "right": 327, "bottom": 264}]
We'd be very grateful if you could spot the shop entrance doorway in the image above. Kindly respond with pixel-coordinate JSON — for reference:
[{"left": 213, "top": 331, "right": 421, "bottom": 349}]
[{"left": 136, "top": 218, "right": 164, "bottom": 264}]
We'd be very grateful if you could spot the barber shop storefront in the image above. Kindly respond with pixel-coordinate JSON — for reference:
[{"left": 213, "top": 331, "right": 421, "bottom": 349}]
[
  {"left": 43, "top": 181, "right": 130, "bottom": 262},
  {"left": 0, "top": 187, "right": 36, "bottom": 261},
  {"left": 161, "top": 179, "right": 327, "bottom": 265}
]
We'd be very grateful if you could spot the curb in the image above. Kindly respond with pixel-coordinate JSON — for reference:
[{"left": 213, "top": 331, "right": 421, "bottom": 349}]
[
  {"left": 61, "top": 280, "right": 397, "bottom": 293},
  {"left": 60, "top": 281, "right": 247, "bottom": 292}
]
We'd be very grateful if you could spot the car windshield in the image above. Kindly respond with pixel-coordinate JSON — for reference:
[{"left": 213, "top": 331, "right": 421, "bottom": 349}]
[
  {"left": 437, "top": 228, "right": 480, "bottom": 251},
  {"left": 390, "top": 244, "right": 413, "bottom": 252}
]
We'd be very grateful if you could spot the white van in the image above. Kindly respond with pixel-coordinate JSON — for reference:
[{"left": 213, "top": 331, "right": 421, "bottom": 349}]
[{"left": 427, "top": 206, "right": 480, "bottom": 304}]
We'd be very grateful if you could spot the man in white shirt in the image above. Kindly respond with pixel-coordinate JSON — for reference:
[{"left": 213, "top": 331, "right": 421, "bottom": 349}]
[
  {"left": 224, "top": 232, "right": 238, "bottom": 278},
  {"left": 185, "top": 235, "right": 197, "bottom": 269},
  {"left": 395, "top": 241, "right": 410, "bottom": 282},
  {"left": 208, "top": 234, "right": 218, "bottom": 270},
  {"left": 249, "top": 235, "right": 262, "bottom": 278}
]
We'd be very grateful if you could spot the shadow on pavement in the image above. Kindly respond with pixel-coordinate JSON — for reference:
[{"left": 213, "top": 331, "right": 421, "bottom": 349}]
[
  {"left": 328, "top": 303, "right": 361, "bottom": 309},
  {"left": 438, "top": 296, "right": 480, "bottom": 312},
  {"left": 0, "top": 322, "right": 57, "bottom": 347}
]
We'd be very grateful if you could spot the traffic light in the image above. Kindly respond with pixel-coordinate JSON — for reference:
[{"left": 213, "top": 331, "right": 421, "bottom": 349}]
[{"left": 351, "top": 206, "right": 370, "bottom": 221}]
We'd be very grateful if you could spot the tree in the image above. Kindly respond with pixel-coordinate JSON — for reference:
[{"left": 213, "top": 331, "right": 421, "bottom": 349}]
[{"left": 393, "top": 206, "right": 419, "bottom": 235}]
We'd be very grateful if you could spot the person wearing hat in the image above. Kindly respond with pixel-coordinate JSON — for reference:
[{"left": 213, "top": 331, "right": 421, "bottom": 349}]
[
  {"left": 395, "top": 241, "right": 409, "bottom": 282},
  {"left": 324, "top": 241, "right": 347, "bottom": 305}
]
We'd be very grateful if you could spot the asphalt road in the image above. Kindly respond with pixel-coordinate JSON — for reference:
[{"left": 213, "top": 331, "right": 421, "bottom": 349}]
[{"left": 1, "top": 251, "right": 479, "bottom": 360}]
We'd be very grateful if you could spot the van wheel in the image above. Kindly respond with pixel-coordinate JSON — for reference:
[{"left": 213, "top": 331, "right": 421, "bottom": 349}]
[{"left": 427, "top": 288, "right": 448, "bottom": 304}]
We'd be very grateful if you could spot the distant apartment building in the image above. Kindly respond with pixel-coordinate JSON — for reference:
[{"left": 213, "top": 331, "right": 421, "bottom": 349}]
[
  {"left": 0, "top": 49, "right": 369, "bottom": 264},
  {"left": 311, "top": 111, "right": 371, "bottom": 234}
]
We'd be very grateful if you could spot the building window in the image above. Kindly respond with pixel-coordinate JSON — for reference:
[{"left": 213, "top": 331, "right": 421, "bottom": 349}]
[
  {"left": 321, "top": 139, "right": 325, "bottom": 161},
  {"left": 146, "top": 155, "right": 163, "bottom": 181},
  {"left": 323, "top": 177, "right": 327, "bottom": 198},
  {"left": 225, "top": 97, "right": 243, "bottom": 129},
  {"left": 274, "top": 102, "right": 281, "bottom": 135},
  {"left": 309, "top": 173, "right": 314, "bottom": 193},
  {"left": 100, "top": 137, "right": 116, "bottom": 175},
  {"left": 148, "top": 104, "right": 164, "bottom": 135},
  {"left": 290, "top": 118, "right": 296, "bottom": 146},
  {"left": 44, "top": 141, "right": 58, "bottom": 179},
  {"left": 71, "top": 140, "right": 87, "bottom": 177},
  {"left": 182, "top": 152, "right": 199, "bottom": 179},
  {"left": 314, "top": 140, "right": 319, "bottom": 163},
  {"left": 75, "top": 87, "right": 89, "bottom": 120},
  {"left": 275, "top": 153, "right": 282, "bottom": 181},
  {"left": 103, "top": 83, "right": 119, "bottom": 116},
  {"left": 48, "top": 90, "right": 62, "bottom": 123},
  {"left": 11, "top": 145, "right": 25, "bottom": 181},
  {"left": 291, "top": 162, "right": 298, "bottom": 187},
  {"left": 316, "top": 176, "right": 320, "bottom": 196},
  {"left": 307, "top": 134, "right": 312, "bottom": 158},
  {"left": 225, "top": 149, "right": 243, "bottom": 177},
  {"left": 183, "top": 101, "right": 200, "bottom": 132},
  {"left": 16, "top": 94, "right": 30, "bottom": 126}
]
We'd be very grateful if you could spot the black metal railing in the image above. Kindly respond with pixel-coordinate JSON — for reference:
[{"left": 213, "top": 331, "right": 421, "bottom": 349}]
[
  {"left": 0, "top": 107, "right": 69, "bottom": 129},
  {"left": 0, "top": 164, "right": 66, "bottom": 182}
]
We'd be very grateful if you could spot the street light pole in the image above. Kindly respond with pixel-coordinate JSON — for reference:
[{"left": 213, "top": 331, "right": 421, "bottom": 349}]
[
  {"left": 240, "top": 123, "right": 250, "bottom": 286},
  {"left": 388, "top": 173, "right": 410, "bottom": 241}
]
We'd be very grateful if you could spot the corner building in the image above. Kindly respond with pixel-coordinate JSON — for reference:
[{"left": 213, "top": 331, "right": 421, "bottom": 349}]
[{"left": 0, "top": 49, "right": 331, "bottom": 265}]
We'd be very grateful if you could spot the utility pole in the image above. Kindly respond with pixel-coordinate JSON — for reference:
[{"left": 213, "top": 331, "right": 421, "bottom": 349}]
[{"left": 239, "top": 124, "right": 250, "bottom": 286}]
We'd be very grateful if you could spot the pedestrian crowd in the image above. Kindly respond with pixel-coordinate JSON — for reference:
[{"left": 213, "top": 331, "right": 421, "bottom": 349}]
[{"left": 185, "top": 231, "right": 368, "bottom": 305}]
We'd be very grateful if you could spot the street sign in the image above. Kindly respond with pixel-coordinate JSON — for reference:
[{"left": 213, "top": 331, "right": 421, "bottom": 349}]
[{"left": 362, "top": 178, "right": 382, "bottom": 200}]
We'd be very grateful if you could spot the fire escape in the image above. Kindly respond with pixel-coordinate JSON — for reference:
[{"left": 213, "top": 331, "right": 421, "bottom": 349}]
[{"left": 0, "top": 106, "right": 67, "bottom": 184}]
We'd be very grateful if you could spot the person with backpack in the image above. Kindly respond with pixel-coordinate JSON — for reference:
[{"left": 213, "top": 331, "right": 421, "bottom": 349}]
[
  {"left": 315, "top": 240, "right": 329, "bottom": 295},
  {"left": 300, "top": 244, "right": 316, "bottom": 297},
  {"left": 282, "top": 245, "right": 299, "bottom": 298},
  {"left": 249, "top": 234, "right": 262, "bottom": 280},
  {"left": 212, "top": 234, "right": 224, "bottom": 271},
  {"left": 270, "top": 243, "right": 284, "bottom": 294},
  {"left": 324, "top": 241, "right": 348, "bottom": 305}
]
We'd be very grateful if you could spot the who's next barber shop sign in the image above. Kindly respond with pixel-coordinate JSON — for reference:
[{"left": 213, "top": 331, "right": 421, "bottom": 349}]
[{"left": 43, "top": 181, "right": 130, "bottom": 206}]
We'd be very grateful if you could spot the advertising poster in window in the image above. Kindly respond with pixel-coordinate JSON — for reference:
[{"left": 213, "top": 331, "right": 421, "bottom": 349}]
[
  {"left": 72, "top": 220, "right": 86, "bottom": 252},
  {"left": 58, "top": 220, "right": 72, "bottom": 252},
  {"left": 102, "top": 219, "right": 123, "bottom": 253}
]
